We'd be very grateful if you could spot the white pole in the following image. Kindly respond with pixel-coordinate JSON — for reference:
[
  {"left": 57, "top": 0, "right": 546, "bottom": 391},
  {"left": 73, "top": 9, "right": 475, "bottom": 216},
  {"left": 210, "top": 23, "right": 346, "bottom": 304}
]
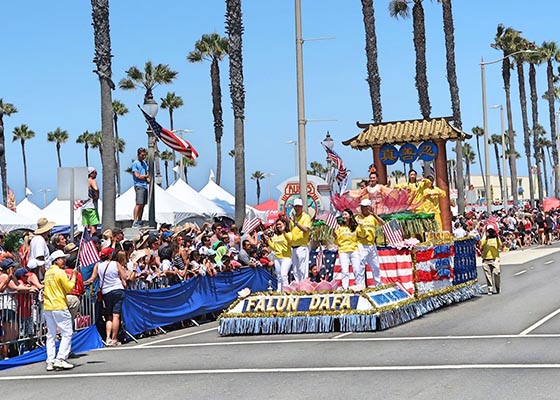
[{"left": 481, "top": 59, "right": 491, "bottom": 214}]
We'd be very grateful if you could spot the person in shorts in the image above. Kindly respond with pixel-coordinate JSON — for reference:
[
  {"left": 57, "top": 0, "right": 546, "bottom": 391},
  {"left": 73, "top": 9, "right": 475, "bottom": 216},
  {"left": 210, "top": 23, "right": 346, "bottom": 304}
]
[
  {"left": 131, "top": 148, "right": 149, "bottom": 228},
  {"left": 82, "top": 167, "right": 100, "bottom": 235}
]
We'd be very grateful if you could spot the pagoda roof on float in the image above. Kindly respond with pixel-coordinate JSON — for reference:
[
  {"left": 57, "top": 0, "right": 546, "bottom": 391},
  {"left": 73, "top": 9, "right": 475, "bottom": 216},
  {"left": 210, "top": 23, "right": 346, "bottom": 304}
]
[{"left": 342, "top": 117, "right": 470, "bottom": 149}]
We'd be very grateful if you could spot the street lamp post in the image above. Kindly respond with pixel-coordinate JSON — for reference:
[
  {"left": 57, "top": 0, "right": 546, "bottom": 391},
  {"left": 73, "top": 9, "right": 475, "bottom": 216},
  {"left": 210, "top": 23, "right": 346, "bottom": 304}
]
[
  {"left": 490, "top": 105, "right": 508, "bottom": 210},
  {"left": 143, "top": 95, "right": 159, "bottom": 228},
  {"left": 481, "top": 49, "right": 534, "bottom": 214},
  {"left": 286, "top": 140, "right": 298, "bottom": 176},
  {"left": 264, "top": 172, "right": 275, "bottom": 200},
  {"left": 172, "top": 129, "right": 193, "bottom": 181},
  {"left": 321, "top": 130, "right": 334, "bottom": 182}
]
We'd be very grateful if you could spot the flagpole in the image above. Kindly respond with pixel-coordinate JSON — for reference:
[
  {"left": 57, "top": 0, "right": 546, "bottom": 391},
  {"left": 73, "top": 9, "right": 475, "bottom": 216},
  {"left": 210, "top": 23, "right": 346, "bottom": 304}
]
[{"left": 76, "top": 229, "right": 86, "bottom": 272}]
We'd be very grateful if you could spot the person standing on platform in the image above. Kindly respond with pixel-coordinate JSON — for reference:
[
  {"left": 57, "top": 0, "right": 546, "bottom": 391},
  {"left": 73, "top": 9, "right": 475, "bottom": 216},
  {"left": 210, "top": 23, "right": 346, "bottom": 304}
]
[
  {"left": 82, "top": 167, "right": 100, "bottom": 235},
  {"left": 356, "top": 199, "right": 384, "bottom": 286},
  {"left": 480, "top": 226, "right": 502, "bottom": 295},
  {"left": 289, "top": 198, "right": 312, "bottom": 282},
  {"left": 334, "top": 209, "right": 361, "bottom": 289},
  {"left": 131, "top": 147, "right": 149, "bottom": 228},
  {"left": 263, "top": 217, "right": 292, "bottom": 291},
  {"left": 417, "top": 175, "right": 446, "bottom": 230}
]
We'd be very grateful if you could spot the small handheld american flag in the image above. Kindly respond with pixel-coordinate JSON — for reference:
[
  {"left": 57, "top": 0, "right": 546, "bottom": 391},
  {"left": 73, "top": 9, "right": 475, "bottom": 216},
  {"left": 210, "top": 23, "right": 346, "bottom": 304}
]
[
  {"left": 316, "top": 210, "right": 339, "bottom": 231},
  {"left": 382, "top": 219, "right": 404, "bottom": 247},
  {"left": 78, "top": 230, "right": 100, "bottom": 268},
  {"left": 242, "top": 217, "right": 262, "bottom": 235}
]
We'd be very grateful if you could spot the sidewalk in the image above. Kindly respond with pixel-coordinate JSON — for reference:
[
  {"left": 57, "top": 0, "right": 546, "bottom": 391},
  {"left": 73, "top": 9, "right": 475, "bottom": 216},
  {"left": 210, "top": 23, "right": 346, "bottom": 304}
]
[{"left": 477, "top": 243, "right": 560, "bottom": 267}]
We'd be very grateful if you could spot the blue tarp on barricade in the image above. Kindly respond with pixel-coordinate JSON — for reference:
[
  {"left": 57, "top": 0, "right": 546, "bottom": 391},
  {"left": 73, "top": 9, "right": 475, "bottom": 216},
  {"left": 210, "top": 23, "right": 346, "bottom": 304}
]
[
  {"left": 0, "top": 325, "right": 104, "bottom": 371},
  {"left": 122, "top": 268, "right": 275, "bottom": 335}
]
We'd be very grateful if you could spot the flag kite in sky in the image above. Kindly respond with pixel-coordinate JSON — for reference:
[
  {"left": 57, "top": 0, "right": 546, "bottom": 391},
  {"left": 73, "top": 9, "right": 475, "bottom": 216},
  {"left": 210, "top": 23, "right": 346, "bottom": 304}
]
[{"left": 139, "top": 106, "right": 198, "bottom": 160}]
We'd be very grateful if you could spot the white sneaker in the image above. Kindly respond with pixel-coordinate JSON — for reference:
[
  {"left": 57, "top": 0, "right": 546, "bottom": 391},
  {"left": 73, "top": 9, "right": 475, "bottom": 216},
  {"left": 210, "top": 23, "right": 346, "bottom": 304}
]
[
  {"left": 53, "top": 359, "right": 75, "bottom": 370},
  {"left": 46, "top": 362, "right": 54, "bottom": 371}
]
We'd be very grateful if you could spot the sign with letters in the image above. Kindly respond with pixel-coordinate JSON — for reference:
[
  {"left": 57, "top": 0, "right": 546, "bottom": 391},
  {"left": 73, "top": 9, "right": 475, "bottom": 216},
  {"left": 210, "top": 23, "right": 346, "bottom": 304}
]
[
  {"left": 399, "top": 143, "right": 418, "bottom": 164},
  {"left": 417, "top": 141, "right": 438, "bottom": 161},
  {"left": 379, "top": 144, "right": 399, "bottom": 166}
]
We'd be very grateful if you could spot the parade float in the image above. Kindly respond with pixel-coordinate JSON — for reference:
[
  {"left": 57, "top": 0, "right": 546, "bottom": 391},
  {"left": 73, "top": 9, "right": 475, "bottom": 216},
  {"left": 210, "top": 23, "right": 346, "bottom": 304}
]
[{"left": 219, "top": 117, "right": 479, "bottom": 336}]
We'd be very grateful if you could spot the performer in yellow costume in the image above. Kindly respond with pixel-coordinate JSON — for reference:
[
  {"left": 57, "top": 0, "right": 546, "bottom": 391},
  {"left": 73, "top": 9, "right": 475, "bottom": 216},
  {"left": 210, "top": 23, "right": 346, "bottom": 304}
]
[
  {"left": 416, "top": 175, "right": 446, "bottom": 230},
  {"left": 395, "top": 169, "right": 429, "bottom": 210}
]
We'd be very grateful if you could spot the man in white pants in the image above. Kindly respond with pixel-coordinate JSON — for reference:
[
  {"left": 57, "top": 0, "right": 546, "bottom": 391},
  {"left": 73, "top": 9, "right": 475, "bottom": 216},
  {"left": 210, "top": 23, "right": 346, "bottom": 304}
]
[
  {"left": 43, "top": 250, "right": 77, "bottom": 371},
  {"left": 289, "top": 198, "right": 312, "bottom": 282},
  {"left": 356, "top": 199, "right": 384, "bottom": 285}
]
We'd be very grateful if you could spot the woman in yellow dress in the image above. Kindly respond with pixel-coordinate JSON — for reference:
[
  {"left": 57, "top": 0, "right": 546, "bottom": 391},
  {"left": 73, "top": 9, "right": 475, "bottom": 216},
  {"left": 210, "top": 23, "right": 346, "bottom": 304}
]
[
  {"left": 334, "top": 209, "right": 361, "bottom": 289},
  {"left": 417, "top": 175, "right": 446, "bottom": 230},
  {"left": 263, "top": 217, "right": 292, "bottom": 291}
]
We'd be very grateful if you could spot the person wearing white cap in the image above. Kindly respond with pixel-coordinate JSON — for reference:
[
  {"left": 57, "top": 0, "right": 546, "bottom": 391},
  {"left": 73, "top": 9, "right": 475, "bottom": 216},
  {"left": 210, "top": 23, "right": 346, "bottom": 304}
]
[
  {"left": 82, "top": 166, "right": 100, "bottom": 235},
  {"left": 44, "top": 250, "right": 77, "bottom": 371},
  {"left": 289, "top": 197, "right": 312, "bottom": 282},
  {"left": 356, "top": 198, "right": 384, "bottom": 286}
]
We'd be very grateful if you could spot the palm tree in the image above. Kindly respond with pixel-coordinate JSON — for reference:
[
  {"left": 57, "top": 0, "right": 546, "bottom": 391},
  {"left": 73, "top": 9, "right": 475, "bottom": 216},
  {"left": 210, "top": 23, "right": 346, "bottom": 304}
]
[
  {"left": 534, "top": 126, "right": 550, "bottom": 197},
  {"left": 226, "top": 0, "right": 247, "bottom": 226},
  {"left": 251, "top": 170, "right": 265, "bottom": 204},
  {"left": 160, "top": 92, "right": 184, "bottom": 181},
  {"left": 541, "top": 41, "right": 560, "bottom": 197},
  {"left": 360, "top": 0, "right": 382, "bottom": 123},
  {"left": 528, "top": 47, "right": 545, "bottom": 201},
  {"left": 188, "top": 33, "right": 228, "bottom": 185},
  {"left": 471, "top": 126, "right": 486, "bottom": 190},
  {"left": 437, "top": 0, "right": 465, "bottom": 213},
  {"left": 182, "top": 157, "right": 197, "bottom": 184},
  {"left": 47, "top": 128, "right": 69, "bottom": 167},
  {"left": 492, "top": 24, "right": 522, "bottom": 206},
  {"left": 88, "top": 131, "right": 104, "bottom": 162},
  {"left": 12, "top": 124, "right": 35, "bottom": 195},
  {"left": 462, "top": 142, "right": 476, "bottom": 187},
  {"left": 308, "top": 161, "right": 327, "bottom": 179},
  {"left": 391, "top": 170, "right": 404, "bottom": 184},
  {"left": 389, "top": 0, "right": 431, "bottom": 119},
  {"left": 490, "top": 134, "right": 504, "bottom": 201},
  {"left": 91, "top": 0, "right": 117, "bottom": 228},
  {"left": 112, "top": 100, "right": 128, "bottom": 195},
  {"left": 160, "top": 150, "right": 173, "bottom": 188},
  {"left": 0, "top": 99, "right": 17, "bottom": 205},
  {"left": 76, "top": 130, "right": 93, "bottom": 166}
]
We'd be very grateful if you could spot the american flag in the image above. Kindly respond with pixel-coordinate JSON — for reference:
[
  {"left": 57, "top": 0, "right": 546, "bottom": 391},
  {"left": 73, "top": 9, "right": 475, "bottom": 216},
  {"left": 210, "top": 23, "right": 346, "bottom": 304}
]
[
  {"left": 139, "top": 106, "right": 199, "bottom": 160},
  {"left": 242, "top": 216, "right": 261, "bottom": 235},
  {"left": 316, "top": 210, "right": 339, "bottom": 231},
  {"left": 74, "top": 200, "right": 84, "bottom": 210},
  {"left": 382, "top": 219, "right": 404, "bottom": 247},
  {"left": 78, "top": 230, "right": 100, "bottom": 268},
  {"left": 322, "top": 144, "right": 348, "bottom": 184}
]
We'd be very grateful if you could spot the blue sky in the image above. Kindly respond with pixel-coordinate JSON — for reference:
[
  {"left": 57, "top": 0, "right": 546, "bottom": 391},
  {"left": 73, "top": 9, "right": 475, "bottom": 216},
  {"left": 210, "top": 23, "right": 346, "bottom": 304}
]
[{"left": 2, "top": 0, "right": 559, "bottom": 207}]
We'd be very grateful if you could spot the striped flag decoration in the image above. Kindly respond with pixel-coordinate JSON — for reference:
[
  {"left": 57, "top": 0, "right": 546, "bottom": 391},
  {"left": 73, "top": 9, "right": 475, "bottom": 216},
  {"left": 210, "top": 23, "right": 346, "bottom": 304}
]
[
  {"left": 322, "top": 144, "right": 348, "bottom": 184},
  {"left": 242, "top": 216, "right": 262, "bottom": 235},
  {"left": 378, "top": 248, "right": 415, "bottom": 294},
  {"left": 78, "top": 230, "right": 100, "bottom": 268},
  {"left": 316, "top": 210, "right": 339, "bottom": 230},
  {"left": 382, "top": 219, "right": 404, "bottom": 247},
  {"left": 74, "top": 200, "right": 84, "bottom": 210},
  {"left": 139, "top": 106, "right": 199, "bottom": 160}
]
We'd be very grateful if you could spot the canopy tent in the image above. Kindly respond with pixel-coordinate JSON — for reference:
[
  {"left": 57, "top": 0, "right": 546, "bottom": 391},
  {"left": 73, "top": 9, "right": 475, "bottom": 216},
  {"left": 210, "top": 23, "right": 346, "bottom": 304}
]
[
  {"left": 16, "top": 198, "right": 42, "bottom": 221},
  {"left": 166, "top": 179, "right": 230, "bottom": 219},
  {"left": 252, "top": 199, "right": 279, "bottom": 225},
  {"left": 0, "top": 203, "right": 36, "bottom": 232},
  {"left": 42, "top": 198, "right": 103, "bottom": 229},
  {"left": 116, "top": 184, "right": 207, "bottom": 225},
  {"left": 199, "top": 179, "right": 266, "bottom": 221}
]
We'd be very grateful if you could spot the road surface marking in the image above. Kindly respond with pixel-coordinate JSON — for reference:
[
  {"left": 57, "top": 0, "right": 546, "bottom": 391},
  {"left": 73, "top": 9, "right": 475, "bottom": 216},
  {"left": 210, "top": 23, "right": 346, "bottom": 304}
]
[
  {"left": 544, "top": 260, "right": 554, "bottom": 265},
  {"left": 332, "top": 332, "right": 353, "bottom": 339},
  {"left": 132, "top": 327, "right": 218, "bottom": 348},
  {"left": 520, "top": 307, "right": 560, "bottom": 335},
  {"left": 514, "top": 270, "right": 527, "bottom": 276},
  {"left": 6, "top": 364, "right": 560, "bottom": 380}
]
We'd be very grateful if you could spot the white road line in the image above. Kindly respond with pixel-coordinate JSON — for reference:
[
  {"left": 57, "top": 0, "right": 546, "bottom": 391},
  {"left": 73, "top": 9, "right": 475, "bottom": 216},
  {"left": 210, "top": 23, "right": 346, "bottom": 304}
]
[
  {"left": 332, "top": 332, "right": 353, "bottom": 339},
  {"left": 520, "top": 307, "right": 560, "bottom": 335},
  {"left": 544, "top": 260, "right": 554, "bottom": 265},
  {"left": 5, "top": 364, "right": 560, "bottom": 381},
  {"left": 104, "top": 333, "right": 560, "bottom": 351},
  {"left": 134, "top": 327, "right": 218, "bottom": 347},
  {"left": 514, "top": 270, "right": 527, "bottom": 276}
]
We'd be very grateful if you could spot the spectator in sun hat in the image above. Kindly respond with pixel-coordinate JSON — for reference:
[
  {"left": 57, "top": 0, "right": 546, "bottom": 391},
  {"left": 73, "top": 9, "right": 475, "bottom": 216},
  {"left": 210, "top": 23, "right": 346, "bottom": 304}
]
[
  {"left": 82, "top": 166, "right": 100, "bottom": 236},
  {"left": 30, "top": 217, "right": 56, "bottom": 271},
  {"left": 110, "top": 228, "right": 125, "bottom": 254},
  {"left": 64, "top": 242, "right": 79, "bottom": 269}
]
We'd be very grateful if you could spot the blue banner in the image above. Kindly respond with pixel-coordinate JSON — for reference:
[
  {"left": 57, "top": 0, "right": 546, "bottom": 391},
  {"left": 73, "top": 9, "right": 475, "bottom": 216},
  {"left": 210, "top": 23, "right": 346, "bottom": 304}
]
[{"left": 122, "top": 268, "right": 275, "bottom": 335}]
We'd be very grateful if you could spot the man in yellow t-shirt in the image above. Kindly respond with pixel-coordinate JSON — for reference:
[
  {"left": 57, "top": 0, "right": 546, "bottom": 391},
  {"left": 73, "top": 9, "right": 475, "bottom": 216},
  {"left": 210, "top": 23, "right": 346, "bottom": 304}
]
[
  {"left": 43, "top": 250, "right": 77, "bottom": 371},
  {"left": 480, "top": 226, "right": 502, "bottom": 295},
  {"left": 289, "top": 198, "right": 312, "bottom": 282},
  {"left": 356, "top": 199, "right": 384, "bottom": 285}
]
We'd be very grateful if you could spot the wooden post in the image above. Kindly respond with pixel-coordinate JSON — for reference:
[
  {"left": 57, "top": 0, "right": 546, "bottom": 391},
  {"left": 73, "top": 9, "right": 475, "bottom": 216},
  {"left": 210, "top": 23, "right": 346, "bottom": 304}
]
[
  {"left": 435, "top": 139, "right": 452, "bottom": 232},
  {"left": 372, "top": 146, "right": 388, "bottom": 184}
]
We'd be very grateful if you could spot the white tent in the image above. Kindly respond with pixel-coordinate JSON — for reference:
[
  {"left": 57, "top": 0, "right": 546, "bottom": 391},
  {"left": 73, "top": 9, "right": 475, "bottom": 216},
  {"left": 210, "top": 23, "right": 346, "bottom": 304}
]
[
  {"left": 42, "top": 198, "right": 103, "bottom": 228},
  {"left": 115, "top": 185, "right": 206, "bottom": 225},
  {"left": 0, "top": 203, "right": 36, "bottom": 232},
  {"left": 199, "top": 179, "right": 266, "bottom": 221},
  {"left": 166, "top": 179, "right": 230, "bottom": 218},
  {"left": 16, "top": 198, "right": 42, "bottom": 222}
]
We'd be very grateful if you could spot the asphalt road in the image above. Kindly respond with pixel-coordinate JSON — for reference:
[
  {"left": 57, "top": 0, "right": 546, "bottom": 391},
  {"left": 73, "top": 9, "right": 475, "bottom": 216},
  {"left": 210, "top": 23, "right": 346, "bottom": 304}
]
[{"left": 2, "top": 246, "right": 560, "bottom": 400}]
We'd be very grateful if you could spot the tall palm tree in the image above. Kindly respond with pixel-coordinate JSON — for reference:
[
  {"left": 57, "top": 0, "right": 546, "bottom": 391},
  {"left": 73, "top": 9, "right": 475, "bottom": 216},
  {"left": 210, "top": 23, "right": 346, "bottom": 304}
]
[
  {"left": 541, "top": 41, "right": 560, "bottom": 197},
  {"left": 188, "top": 34, "right": 228, "bottom": 185},
  {"left": 437, "top": 0, "right": 465, "bottom": 213},
  {"left": 226, "top": 0, "right": 247, "bottom": 226},
  {"left": 462, "top": 142, "right": 476, "bottom": 187},
  {"left": 308, "top": 161, "right": 327, "bottom": 179},
  {"left": 528, "top": 47, "right": 545, "bottom": 201},
  {"left": 76, "top": 130, "right": 93, "bottom": 166},
  {"left": 360, "top": 0, "right": 382, "bottom": 123},
  {"left": 251, "top": 170, "right": 265, "bottom": 205},
  {"left": 534, "top": 125, "right": 550, "bottom": 197},
  {"left": 0, "top": 99, "right": 17, "bottom": 205},
  {"left": 91, "top": 0, "right": 116, "bottom": 228},
  {"left": 160, "top": 92, "right": 184, "bottom": 181},
  {"left": 490, "top": 134, "right": 504, "bottom": 201},
  {"left": 512, "top": 37, "right": 536, "bottom": 206},
  {"left": 471, "top": 126, "right": 486, "bottom": 190},
  {"left": 389, "top": 0, "right": 431, "bottom": 119},
  {"left": 12, "top": 124, "right": 35, "bottom": 196},
  {"left": 160, "top": 150, "right": 173, "bottom": 188},
  {"left": 182, "top": 157, "right": 197, "bottom": 184},
  {"left": 47, "top": 128, "right": 69, "bottom": 167},
  {"left": 391, "top": 170, "right": 404, "bottom": 184},
  {"left": 112, "top": 100, "right": 128, "bottom": 195},
  {"left": 88, "top": 131, "right": 104, "bottom": 162},
  {"left": 492, "top": 24, "right": 522, "bottom": 205}
]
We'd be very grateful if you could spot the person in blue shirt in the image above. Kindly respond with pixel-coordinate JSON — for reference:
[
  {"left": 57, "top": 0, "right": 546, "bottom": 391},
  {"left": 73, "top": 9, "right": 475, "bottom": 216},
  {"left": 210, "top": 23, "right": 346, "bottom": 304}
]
[{"left": 131, "top": 148, "right": 149, "bottom": 227}]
